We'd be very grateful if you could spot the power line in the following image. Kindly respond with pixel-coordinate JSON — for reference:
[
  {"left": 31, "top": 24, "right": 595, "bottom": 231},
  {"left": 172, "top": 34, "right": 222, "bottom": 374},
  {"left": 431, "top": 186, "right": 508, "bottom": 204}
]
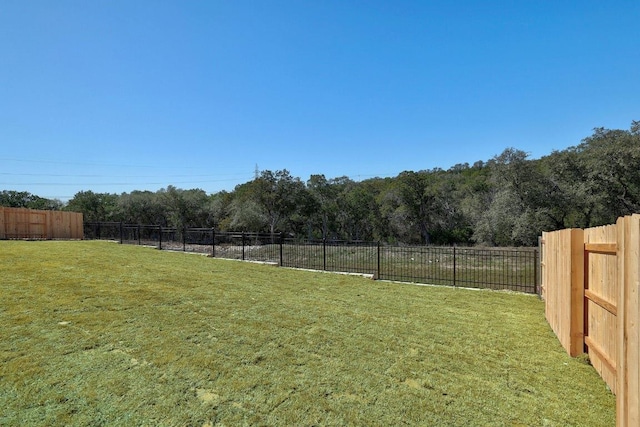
[
  {"left": 2, "top": 158, "right": 400, "bottom": 181},
  {"left": 0, "top": 177, "right": 251, "bottom": 186},
  {"left": 0, "top": 172, "right": 251, "bottom": 179},
  {"left": 0, "top": 157, "right": 248, "bottom": 172}
]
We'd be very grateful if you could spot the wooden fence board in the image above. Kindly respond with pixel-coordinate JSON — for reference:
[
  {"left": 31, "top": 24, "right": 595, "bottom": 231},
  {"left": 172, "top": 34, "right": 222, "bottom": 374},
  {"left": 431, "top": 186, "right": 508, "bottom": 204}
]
[
  {"left": 586, "top": 299, "right": 617, "bottom": 391},
  {"left": 584, "top": 223, "right": 618, "bottom": 394},
  {"left": 12, "top": 208, "right": 28, "bottom": 238},
  {"left": 31, "top": 211, "right": 47, "bottom": 238},
  {"left": 73, "top": 211, "right": 83, "bottom": 239}
]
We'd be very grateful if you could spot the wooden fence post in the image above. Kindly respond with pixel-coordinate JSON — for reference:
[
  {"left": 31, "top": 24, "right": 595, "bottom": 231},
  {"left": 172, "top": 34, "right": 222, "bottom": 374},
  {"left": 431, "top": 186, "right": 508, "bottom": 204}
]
[
  {"left": 0, "top": 207, "right": 5, "bottom": 239},
  {"left": 617, "top": 214, "right": 640, "bottom": 426},
  {"left": 543, "top": 228, "right": 584, "bottom": 357}
]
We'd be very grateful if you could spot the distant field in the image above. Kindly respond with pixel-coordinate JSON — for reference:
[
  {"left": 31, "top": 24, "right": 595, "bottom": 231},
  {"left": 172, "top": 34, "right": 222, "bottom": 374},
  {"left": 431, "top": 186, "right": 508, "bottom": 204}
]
[{"left": 1, "top": 241, "right": 613, "bottom": 426}]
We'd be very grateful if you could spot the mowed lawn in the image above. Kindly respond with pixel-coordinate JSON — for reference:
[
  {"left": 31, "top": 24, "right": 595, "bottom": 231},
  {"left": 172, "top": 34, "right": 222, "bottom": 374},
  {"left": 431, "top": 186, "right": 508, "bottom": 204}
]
[{"left": 0, "top": 241, "right": 614, "bottom": 426}]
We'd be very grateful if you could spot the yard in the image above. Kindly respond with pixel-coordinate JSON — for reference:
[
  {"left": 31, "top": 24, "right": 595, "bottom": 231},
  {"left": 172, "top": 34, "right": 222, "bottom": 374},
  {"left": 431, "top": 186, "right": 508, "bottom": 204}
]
[{"left": 0, "top": 241, "right": 614, "bottom": 426}]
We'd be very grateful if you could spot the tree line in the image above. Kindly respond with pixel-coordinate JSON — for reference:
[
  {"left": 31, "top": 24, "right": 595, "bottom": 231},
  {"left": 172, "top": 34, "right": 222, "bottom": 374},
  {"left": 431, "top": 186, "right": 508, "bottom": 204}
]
[{"left": 3, "top": 121, "right": 639, "bottom": 247}]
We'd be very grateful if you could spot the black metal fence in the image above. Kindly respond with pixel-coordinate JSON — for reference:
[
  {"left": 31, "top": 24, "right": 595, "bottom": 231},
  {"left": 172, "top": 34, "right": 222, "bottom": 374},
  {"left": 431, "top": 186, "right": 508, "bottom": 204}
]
[{"left": 84, "top": 222, "right": 539, "bottom": 294}]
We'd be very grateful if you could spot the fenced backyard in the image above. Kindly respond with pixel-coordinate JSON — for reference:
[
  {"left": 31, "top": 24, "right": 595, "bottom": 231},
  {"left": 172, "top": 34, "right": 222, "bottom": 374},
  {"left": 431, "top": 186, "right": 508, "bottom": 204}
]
[
  {"left": 84, "top": 222, "right": 539, "bottom": 294},
  {"left": 0, "top": 240, "right": 615, "bottom": 426}
]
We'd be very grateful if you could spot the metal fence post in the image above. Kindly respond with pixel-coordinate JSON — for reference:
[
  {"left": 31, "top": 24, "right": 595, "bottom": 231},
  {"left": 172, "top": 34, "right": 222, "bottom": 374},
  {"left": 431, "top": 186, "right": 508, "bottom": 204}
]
[
  {"left": 279, "top": 232, "right": 284, "bottom": 267},
  {"left": 377, "top": 241, "right": 381, "bottom": 280},
  {"left": 137, "top": 224, "right": 141, "bottom": 245},
  {"left": 534, "top": 244, "right": 539, "bottom": 296},
  {"left": 242, "top": 232, "right": 246, "bottom": 261},
  {"left": 183, "top": 226, "right": 186, "bottom": 252},
  {"left": 119, "top": 221, "right": 123, "bottom": 244},
  {"left": 158, "top": 225, "right": 162, "bottom": 250},
  {"left": 323, "top": 238, "right": 327, "bottom": 271},
  {"left": 212, "top": 228, "right": 216, "bottom": 257},
  {"left": 453, "top": 246, "right": 457, "bottom": 287}
]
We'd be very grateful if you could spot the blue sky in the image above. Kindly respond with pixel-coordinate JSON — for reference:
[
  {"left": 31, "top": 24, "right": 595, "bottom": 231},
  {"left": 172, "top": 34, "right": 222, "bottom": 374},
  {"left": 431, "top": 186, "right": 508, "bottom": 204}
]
[{"left": 1, "top": 1, "right": 639, "bottom": 201}]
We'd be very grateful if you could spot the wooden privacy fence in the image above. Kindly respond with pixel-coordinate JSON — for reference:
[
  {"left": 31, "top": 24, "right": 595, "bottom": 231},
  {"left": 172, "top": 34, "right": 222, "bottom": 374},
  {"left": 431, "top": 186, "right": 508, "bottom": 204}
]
[
  {"left": 541, "top": 214, "right": 640, "bottom": 427},
  {"left": 0, "top": 207, "right": 83, "bottom": 239}
]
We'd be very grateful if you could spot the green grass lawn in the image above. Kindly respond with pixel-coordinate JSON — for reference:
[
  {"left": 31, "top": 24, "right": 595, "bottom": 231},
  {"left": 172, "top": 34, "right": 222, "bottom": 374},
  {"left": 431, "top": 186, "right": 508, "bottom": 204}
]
[{"left": 0, "top": 241, "right": 614, "bottom": 426}]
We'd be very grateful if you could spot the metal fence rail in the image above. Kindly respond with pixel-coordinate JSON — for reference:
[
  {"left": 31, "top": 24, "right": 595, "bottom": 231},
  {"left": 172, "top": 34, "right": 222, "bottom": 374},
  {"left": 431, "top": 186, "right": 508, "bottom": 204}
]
[{"left": 84, "top": 222, "right": 539, "bottom": 294}]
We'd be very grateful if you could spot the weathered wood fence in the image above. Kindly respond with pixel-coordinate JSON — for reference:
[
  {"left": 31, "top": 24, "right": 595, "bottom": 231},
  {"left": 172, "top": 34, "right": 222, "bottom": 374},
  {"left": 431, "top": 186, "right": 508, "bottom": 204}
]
[
  {"left": 0, "top": 207, "right": 83, "bottom": 239},
  {"left": 541, "top": 214, "right": 640, "bottom": 427}
]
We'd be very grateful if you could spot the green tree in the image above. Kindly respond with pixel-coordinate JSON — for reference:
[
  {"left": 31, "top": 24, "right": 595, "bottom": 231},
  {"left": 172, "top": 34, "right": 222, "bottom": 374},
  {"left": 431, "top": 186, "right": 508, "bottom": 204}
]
[
  {"left": 252, "top": 170, "right": 306, "bottom": 235},
  {"left": 335, "top": 179, "right": 377, "bottom": 241},
  {"left": 228, "top": 197, "right": 266, "bottom": 231},
  {"left": 160, "top": 186, "right": 213, "bottom": 229},
  {"left": 429, "top": 164, "right": 475, "bottom": 245},
  {"left": 539, "top": 148, "right": 594, "bottom": 229},
  {"left": 307, "top": 174, "right": 338, "bottom": 239},
  {"left": 397, "top": 170, "right": 442, "bottom": 244},
  {"left": 578, "top": 124, "right": 640, "bottom": 224},
  {"left": 117, "top": 191, "right": 167, "bottom": 225},
  {"left": 473, "top": 149, "right": 540, "bottom": 246},
  {"left": 356, "top": 178, "right": 392, "bottom": 242},
  {"left": 210, "top": 190, "right": 234, "bottom": 231},
  {"left": 65, "top": 191, "right": 118, "bottom": 222},
  {"left": 0, "top": 191, "right": 63, "bottom": 210}
]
